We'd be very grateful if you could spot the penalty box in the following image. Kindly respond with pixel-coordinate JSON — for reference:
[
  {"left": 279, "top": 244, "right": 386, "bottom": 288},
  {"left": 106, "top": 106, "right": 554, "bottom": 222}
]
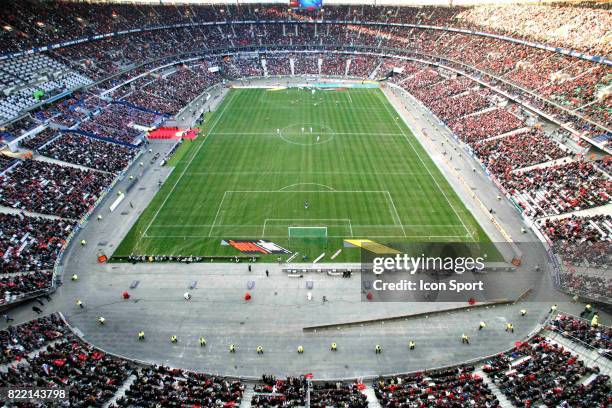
[{"left": 209, "top": 190, "right": 405, "bottom": 238}]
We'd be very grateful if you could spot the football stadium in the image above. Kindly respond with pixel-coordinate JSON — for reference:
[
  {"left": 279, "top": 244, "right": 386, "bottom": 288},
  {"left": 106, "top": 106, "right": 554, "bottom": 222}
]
[{"left": 0, "top": 0, "right": 610, "bottom": 406}]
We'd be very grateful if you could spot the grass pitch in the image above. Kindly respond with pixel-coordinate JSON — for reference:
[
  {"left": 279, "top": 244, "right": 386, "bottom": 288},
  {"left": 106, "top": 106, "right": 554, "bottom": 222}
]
[{"left": 114, "top": 87, "right": 491, "bottom": 262}]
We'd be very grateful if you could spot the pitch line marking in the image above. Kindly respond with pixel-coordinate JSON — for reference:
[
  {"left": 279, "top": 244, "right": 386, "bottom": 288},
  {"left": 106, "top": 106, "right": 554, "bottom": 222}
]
[
  {"left": 385, "top": 191, "right": 407, "bottom": 237},
  {"left": 214, "top": 190, "right": 401, "bottom": 227},
  {"left": 184, "top": 171, "right": 424, "bottom": 175},
  {"left": 148, "top": 223, "right": 466, "bottom": 228},
  {"left": 278, "top": 183, "right": 336, "bottom": 191},
  {"left": 207, "top": 190, "right": 401, "bottom": 239},
  {"left": 211, "top": 132, "right": 404, "bottom": 136},
  {"left": 278, "top": 123, "right": 336, "bottom": 146},
  {"left": 261, "top": 218, "right": 352, "bottom": 238},
  {"left": 208, "top": 191, "right": 228, "bottom": 238},
  {"left": 142, "top": 90, "right": 236, "bottom": 240},
  {"left": 377, "top": 91, "right": 473, "bottom": 239},
  {"left": 144, "top": 234, "right": 470, "bottom": 239},
  {"left": 222, "top": 190, "right": 392, "bottom": 193}
]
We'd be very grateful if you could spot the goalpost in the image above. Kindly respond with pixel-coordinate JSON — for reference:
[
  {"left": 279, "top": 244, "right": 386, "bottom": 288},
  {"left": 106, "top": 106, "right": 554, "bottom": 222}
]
[
  {"left": 288, "top": 226, "right": 328, "bottom": 240},
  {"left": 288, "top": 226, "right": 329, "bottom": 254}
]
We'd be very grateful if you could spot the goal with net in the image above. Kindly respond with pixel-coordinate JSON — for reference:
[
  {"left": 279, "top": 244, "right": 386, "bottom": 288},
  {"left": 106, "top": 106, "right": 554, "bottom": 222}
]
[{"left": 288, "top": 226, "right": 328, "bottom": 239}]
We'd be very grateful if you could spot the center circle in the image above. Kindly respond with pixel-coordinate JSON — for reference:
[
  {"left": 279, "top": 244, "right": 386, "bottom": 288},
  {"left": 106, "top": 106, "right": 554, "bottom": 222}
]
[{"left": 278, "top": 123, "right": 335, "bottom": 146}]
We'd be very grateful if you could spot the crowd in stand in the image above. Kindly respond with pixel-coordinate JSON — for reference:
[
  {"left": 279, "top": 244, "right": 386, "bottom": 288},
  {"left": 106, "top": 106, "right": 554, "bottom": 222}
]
[
  {"left": 20, "top": 128, "right": 60, "bottom": 150},
  {"left": 119, "top": 63, "right": 221, "bottom": 116},
  {"left": 112, "top": 365, "right": 244, "bottom": 407},
  {"left": 1, "top": 333, "right": 132, "bottom": 406},
  {"left": 502, "top": 160, "right": 610, "bottom": 218},
  {"left": 472, "top": 129, "right": 569, "bottom": 176},
  {"left": 428, "top": 91, "right": 492, "bottom": 122},
  {"left": 559, "top": 272, "right": 611, "bottom": 303},
  {"left": 1, "top": 2, "right": 609, "bottom": 55},
  {"left": 0, "top": 313, "right": 67, "bottom": 364},
  {"left": 456, "top": 3, "right": 611, "bottom": 55},
  {"left": 0, "top": 213, "right": 73, "bottom": 275},
  {"left": 0, "top": 155, "right": 15, "bottom": 172},
  {"left": 0, "top": 2, "right": 608, "bottom": 134},
  {"left": 402, "top": 69, "right": 443, "bottom": 93},
  {"left": 0, "top": 115, "right": 38, "bottom": 137},
  {"left": 483, "top": 336, "right": 610, "bottom": 407},
  {"left": 322, "top": 54, "right": 348, "bottom": 77},
  {"left": 551, "top": 313, "right": 611, "bottom": 359},
  {"left": 0, "top": 159, "right": 113, "bottom": 219},
  {"left": 373, "top": 365, "right": 499, "bottom": 407},
  {"left": 34, "top": 91, "right": 104, "bottom": 126},
  {"left": 266, "top": 56, "right": 293, "bottom": 77},
  {"left": 311, "top": 382, "right": 368, "bottom": 408},
  {"left": 252, "top": 375, "right": 306, "bottom": 406},
  {"left": 229, "top": 57, "right": 264, "bottom": 78},
  {"left": 293, "top": 56, "right": 320, "bottom": 75},
  {"left": 252, "top": 375, "right": 367, "bottom": 407},
  {"left": 1, "top": 271, "right": 53, "bottom": 302},
  {"left": 539, "top": 214, "right": 610, "bottom": 248},
  {"left": 348, "top": 56, "right": 381, "bottom": 79},
  {"left": 2, "top": 110, "right": 139, "bottom": 302},
  {"left": 411, "top": 77, "right": 475, "bottom": 104},
  {"left": 78, "top": 103, "right": 156, "bottom": 144},
  {"left": 39, "top": 133, "right": 137, "bottom": 174},
  {"left": 449, "top": 108, "right": 525, "bottom": 144},
  {"left": 1, "top": 312, "right": 610, "bottom": 407}
]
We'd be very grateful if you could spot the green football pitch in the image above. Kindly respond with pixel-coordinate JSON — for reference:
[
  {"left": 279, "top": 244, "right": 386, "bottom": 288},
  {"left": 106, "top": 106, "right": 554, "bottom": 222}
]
[{"left": 113, "top": 87, "right": 491, "bottom": 262}]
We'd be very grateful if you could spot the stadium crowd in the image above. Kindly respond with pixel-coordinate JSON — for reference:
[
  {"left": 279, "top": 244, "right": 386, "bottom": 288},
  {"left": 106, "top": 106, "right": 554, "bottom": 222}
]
[
  {"left": 456, "top": 3, "right": 611, "bottom": 55},
  {"left": 550, "top": 313, "right": 611, "bottom": 359},
  {"left": 20, "top": 128, "right": 60, "bottom": 151},
  {"left": 1, "top": 311, "right": 610, "bottom": 407},
  {"left": 0, "top": 2, "right": 608, "bottom": 134},
  {"left": 39, "top": 133, "right": 138, "bottom": 174},
  {"left": 252, "top": 375, "right": 367, "bottom": 407},
  {"left": 0, "top": 156, "right": 15, "bottom": 172},
  {"left": 111, "top": 365, "right": 245, "bottom": 407},
  {"left": 483, "top": 336, "right": 610, "bottom": 407},
  {"left": 0, "top": 160, "right": 113, "bottom": 219},
  {"left": 373, "top": 365, "right": 500, "bottom": 407},
  {"left": 0, "top": 313, "right": 67, "bottom": 364},
  {"left": 1, "top": 271, "right": 53, "bottom": 303},
  {"left": 78, "top": 103, "right": 157, "bottom": 144},
  {"left": 118, "top": 63, "right": 221, "bottom": 116},
  {"left": 501, "top": 160, "right": 610, "bottom": 218},
  {"left": 472, "top": 129, "right": 570, "bottom": 176},
  {"left": 1, "top": 2, "right": 609, "bottom": 54},
  {"left": 558, "top": 272, "right": 611, "bottom": 304},
  {"left": 252, "top": 375, "right": 306, "bottom": 406},
  {"left": 1, "top": 333, "right": 132, "bottom": 406},
  {"left": 448, "top": 108, "right": 525, "bottom": 145},
  {"left": 0, "top": 213, "right": 73, "bottom": 275}
]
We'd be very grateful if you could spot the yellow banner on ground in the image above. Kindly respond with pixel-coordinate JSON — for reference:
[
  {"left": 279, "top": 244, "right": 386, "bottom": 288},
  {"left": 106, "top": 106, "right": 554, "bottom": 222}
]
[{"left": 344, "top": 239, "right": 400, "bottom": 254}]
